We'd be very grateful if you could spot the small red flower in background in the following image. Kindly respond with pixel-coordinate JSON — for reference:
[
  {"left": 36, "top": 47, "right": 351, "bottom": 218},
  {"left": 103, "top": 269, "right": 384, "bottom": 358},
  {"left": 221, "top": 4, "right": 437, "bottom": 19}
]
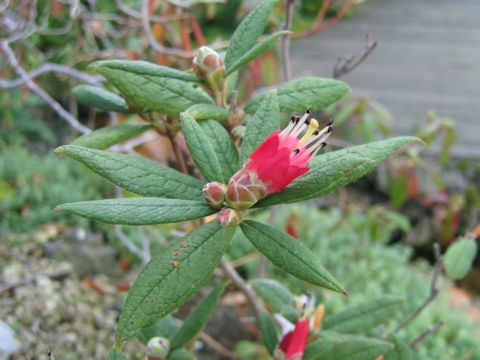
[{"left": 225, "top": 108, "right": 333, "bottom": 210}]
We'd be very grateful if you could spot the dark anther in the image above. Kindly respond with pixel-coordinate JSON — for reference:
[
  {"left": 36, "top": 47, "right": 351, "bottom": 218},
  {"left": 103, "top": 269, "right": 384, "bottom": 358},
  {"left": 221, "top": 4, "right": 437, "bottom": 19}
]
[
  {"left": 305, "top": 119, "right": 311, "bottom": 125},
  {"left": 327, "top": 118, "right": 334, "bottom": 126},
  {"left": 327, "top": 126, "right": 333, "bottom": 133},
  {"left": 290, "top": 115, "right": 296, "bottom": 122},
  {"left": 313, "top": 129, "right": 320, "bottom": 135},
  {"left": 306, "top": 107, "right": 312, "bottom": 114},
  {"left": 322, "top": 142, "right": 327, "bottom": 147},
  {"left": 295, "top": 116, "right": 300, "bottom": 124},
  {"left": 292, "top": 149, "right": 300, "bottom": 155}
]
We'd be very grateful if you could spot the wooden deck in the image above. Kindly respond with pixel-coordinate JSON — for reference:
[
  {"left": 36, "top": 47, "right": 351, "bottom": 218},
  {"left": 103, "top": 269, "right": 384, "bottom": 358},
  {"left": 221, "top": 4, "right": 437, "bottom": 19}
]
[{"left": 290, "top": 0, "right": 480, "bottom": 158}]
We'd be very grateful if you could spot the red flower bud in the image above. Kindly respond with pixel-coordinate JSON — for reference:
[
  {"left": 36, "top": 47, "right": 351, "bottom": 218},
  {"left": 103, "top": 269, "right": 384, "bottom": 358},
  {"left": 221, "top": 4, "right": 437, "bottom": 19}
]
[
  {"left": 217, "top": 208, "right": 245, "bottom": 227},
  {"left": 275, "top": 317, "right": 309, "bottom": 360},
  {"left": 203, "top": 181, "right": 226, "bottom": 208},
  {"left": 192, "top": 46, "right": 225, "bottom": 83}
]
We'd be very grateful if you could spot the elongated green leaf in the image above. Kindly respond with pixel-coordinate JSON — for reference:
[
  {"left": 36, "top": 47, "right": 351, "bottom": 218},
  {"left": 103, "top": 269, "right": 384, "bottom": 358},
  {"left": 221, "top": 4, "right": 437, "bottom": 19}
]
[
  {"left": 185, "top": 104, "right": 231, "bottom": 120},
  {"left": 444, "top": 237, "right": 478, "bottom": 279},
  {"left": 241, "top": 220, "right": 344, "bottom": 293},
  {"left": 70, "top": 123, "right": 152, "bottom": 150},
  {"left": 55, "top": 145, "right": 204, "bottom": 200},
  {"left": 250, "top": 279, "right": 300, "bottom": 320},
  {"left": 225, "top": 31, "right": 288, "bottom": 76},
  {"left": 182, "top": 113, "right": 239, "bottom": 183},
  {"left": 115, "top": 221, "right": 235, "bottom": 347},
  {"left": 55, "top": 198, "right": 215, "bottom": 225},
  {"left": 73, "top": 85, "right": 132, "bottom": 114},
  {"left": 323, "top": 296, "right": 404, "bottom": 334},
  {"left": 90, "top": 60, "right": 212, "bottom": 116},
  {"left": 244, "top": 77, "right": 350, "bottom": 114},
  {"left": 107, "top": 347, "right": 128, "bottom": 360},
  {"left": 224, "top": 0, "right": 277, "bottom": 69},
  {"left": 303, "top": 331, "right": 392, "bottom": 360},
  {"left": 240, "top": 91, "right": 279, "bottom": 164},
  {"left": 169, "top": 349, "right": 196, "bottom": 359},
  {"left": 383, "top": 335, "right": 414, "bottom": 360},
  {"left": 137, "top": 314, "right": 180, "bottom": 344},
  {"left": 171, "top": 282, "right": 228, "bottom": 350},
  {"left": 256, "top": 137, "right": 421, "bottom": 207},
  {"left": 260, "top": 311, "right": 278, "bottom": 355}
]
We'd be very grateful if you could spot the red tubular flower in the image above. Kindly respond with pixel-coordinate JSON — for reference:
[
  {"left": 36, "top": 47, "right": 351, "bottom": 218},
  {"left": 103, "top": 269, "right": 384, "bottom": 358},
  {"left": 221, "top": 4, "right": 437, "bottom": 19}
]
[
  {"left": 226, "top": 108, "right": 333, "bottom": 210},
  {"left": 276, "top": 317, "right": 310, "bottom": 360}
]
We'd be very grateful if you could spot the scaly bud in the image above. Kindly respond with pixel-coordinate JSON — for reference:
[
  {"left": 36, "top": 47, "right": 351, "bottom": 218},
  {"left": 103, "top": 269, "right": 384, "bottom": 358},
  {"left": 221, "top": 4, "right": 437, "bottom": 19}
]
[
  {"left": 192, "top": 46, "right": 225, "bottom": 83},
  {"left": 146, "top": 337, "right": 170, "bottom": 360},
  {"left": 203, "top": 181, "right": 227, "bottom": 208},
  {"left": 225, "top": 169, "right": 268, "bottom": 210},
  {"left": 217, "top": 208, "right": 245, "bottom": 227}
]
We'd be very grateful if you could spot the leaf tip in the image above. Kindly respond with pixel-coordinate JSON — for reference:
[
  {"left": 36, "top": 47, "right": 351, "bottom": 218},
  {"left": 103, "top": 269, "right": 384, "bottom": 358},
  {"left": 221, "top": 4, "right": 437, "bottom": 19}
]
[{"left": 53, "top": 146, "right": 66, "bottom": 154}]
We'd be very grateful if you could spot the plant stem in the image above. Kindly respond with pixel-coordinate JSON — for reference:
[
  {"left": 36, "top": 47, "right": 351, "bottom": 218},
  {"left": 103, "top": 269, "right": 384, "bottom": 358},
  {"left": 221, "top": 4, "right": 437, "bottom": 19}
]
[
  {"left": 282, "top": 0, "right": 295, "bottom": 82},
  {"left": 220, "top": 258, "right": 262, "bottom": 324}
]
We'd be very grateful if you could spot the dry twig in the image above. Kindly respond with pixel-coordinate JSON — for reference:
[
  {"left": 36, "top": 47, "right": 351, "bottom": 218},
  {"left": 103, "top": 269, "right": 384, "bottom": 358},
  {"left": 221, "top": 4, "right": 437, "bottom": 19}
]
[{"left": 333, "top": 34, "right": 378, "bottom": 79}]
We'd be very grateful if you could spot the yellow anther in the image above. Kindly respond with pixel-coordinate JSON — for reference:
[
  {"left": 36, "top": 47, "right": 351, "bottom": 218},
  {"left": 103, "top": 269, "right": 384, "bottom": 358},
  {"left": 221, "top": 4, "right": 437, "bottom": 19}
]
[{"left": 296, "top": 118, "right": 319, "bottom": 147}]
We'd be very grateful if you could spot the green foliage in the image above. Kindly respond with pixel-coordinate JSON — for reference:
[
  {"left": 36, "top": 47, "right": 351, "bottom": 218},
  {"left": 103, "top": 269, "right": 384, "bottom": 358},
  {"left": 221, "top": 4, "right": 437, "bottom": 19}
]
[
  {"left": 443, "top": 237, "right": 478, "bottom": 280},
  {"left": 115, "top": 221, "right": 234, "bottom": 346},
  {"left": 55, "top": 198, "right": 216, "bottom": 225},
  {"left": 171, "top": 282, "right": 227, "bottom": 350},
  {"left": 241, "top": 220, "right": 345, "bottom": 293},
  {"left": 90, "top": 60, "right": 211, "bottom": 116},
  {"left": 185, "top": 104, "right": 231, "bottom": 121},
  {"left": 0, "top": 145, "right": 111, "bottom": 232},
  {"left": 181, "top": 113, "right": 239, "bottom": 183},
  {"left": 56, "top": 145, "right": 204, "bottom": 200},
  {"left": 224, "top": 0, "right": 277, "bottom": 70},
  {"left": 259, "top": 311, "right": 278, "bottom": 355},
  {"left": 72, "top": 85, "right": 133, "bottom": 114},
  {"left": 71, "top": 123, "right": 152, "bottom": 150},
  {"left": 250, "top": 279, "right": 299, "bottom": 320},
  {"left": 245, "top": 77, "right": 350, "bottom": 113}
]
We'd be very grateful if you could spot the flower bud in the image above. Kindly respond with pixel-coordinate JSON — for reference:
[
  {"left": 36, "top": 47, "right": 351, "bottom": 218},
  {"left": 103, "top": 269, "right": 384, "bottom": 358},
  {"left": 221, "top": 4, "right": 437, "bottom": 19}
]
[
  {"left": 217, "top": 208, "right": 245, "bottom": 227},
  {"left": 146, "top": 337, "right": 170, "bottom": 360},
  {"left": 193, "top": 46, "right": 225, "bottom": 83},
  {"left": 203, "top": 181, "right": 226, "bottom": 208},
  {"left": 225, "top": 169, "right": 268, "bottom": 210}
]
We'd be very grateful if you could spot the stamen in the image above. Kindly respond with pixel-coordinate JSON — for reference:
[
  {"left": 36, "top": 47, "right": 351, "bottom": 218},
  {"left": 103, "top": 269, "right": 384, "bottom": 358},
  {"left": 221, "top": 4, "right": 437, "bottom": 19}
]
[
  {"left": 306, "top": 107, "right": 312, "bottom": 114},
  {"left": 296, "top": 119, "right": 319, "bottom": 146}
]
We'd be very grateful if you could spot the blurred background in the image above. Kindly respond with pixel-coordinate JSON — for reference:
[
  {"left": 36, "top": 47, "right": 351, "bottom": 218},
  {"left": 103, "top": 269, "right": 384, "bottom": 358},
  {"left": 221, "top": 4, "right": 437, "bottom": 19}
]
[{"left": 1, "top": 0, "right": 479, "bottom": 359}]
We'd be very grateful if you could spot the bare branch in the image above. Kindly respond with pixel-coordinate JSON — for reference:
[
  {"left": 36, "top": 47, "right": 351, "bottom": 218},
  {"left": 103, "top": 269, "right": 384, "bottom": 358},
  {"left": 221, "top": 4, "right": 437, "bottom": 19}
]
[
  {"left": 220, "top": 258, "right": 262, "bottom": 324},
  {"left": 410, "top": 320, "right": 445, "bottom": 347},
  {"left": 393, "top": 243, "right": 444, "bottom": 333},
  {"left": 333, "top": 34, "right": 378, "bottom": 79},
  {"left": 281, "top": 0, "right": 295, "bottom": 82},
  {"left": 1, "top": 40, "right": 91, "bottom": 134},
  {"left": 0, "top": 62, "right": 104, "bottom": 89}
]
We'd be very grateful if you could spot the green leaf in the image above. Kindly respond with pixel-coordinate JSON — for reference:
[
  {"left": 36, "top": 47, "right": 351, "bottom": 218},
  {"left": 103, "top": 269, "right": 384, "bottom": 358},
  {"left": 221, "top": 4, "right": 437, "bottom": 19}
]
[
  {"left": 225, "top": 31, "right": 288, "bottom": 76},
  {"left": 444, "top": 237, "right": 478, "bottom": 279},
  {"left": 137, "top": 315, "right": 180, "bottom": 344},
  {"left": 241, "top": 220, "right": 345, "bottom": 293},
  {"left": 383, "top": 335, "right": 414, "bottom": 360},
  {"left": 181, "top": 113, "right": 239, "bottom": 183},
  {"left": 90, "top": 60, "right": 212, "bottom": 116},
  {"left": 171, "top": 282, "right": 228, "bottom": 350},
  {"left": 72, "top": 85, "right": 132, "bottom": 114},
  {"left": 70, "top": 123, "right": 153, "bottom": 150},
  {"left": 256, "top": 137, "right": 421, "bottom": 207},
  {"left": 250, "top": 279, "right": 300, "bottom": 320},
  {"left": 115, "top": 221, "right": 235, "bottom": 347},
  {"left": 55, "top": 198, "right": 216, "bottom": 225},
  {"left": 168, "top": 349, "right": 197, "bottom": 360},
  {"left": 240, "top": 91, "right": 279, "bottom": 164},
  {"left": 107, "top": 347, "right": 129, "bottom": 360},
  {"left": 323, "top": 296, "right": 404, "bottom": 334},
  {"left": 260, "top": 311, "right": 278, "bottom": 355},
  {"left": 244, "top": 77, "right": 350, "bottom": 114},
  {"left": 55, "top": 145, "right": 204, "bottom": 201},
  {"left": 303, "top": 331, "right": 393, "bottom": 360},
  {"left": 224, "top": 0, "right": 277, "bottom": 69},
  {"left": 185, "top": 104, "right": 231, "bottom": 120}
]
